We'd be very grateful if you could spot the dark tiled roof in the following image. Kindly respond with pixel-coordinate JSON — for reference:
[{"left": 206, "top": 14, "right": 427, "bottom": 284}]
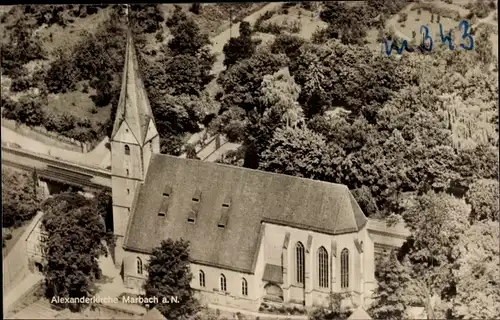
[
  {"left": 124, "top": 155, "right": 367, "bottom": 273},
  {"left": 262, "top": 264, "right": 283, "bottom": 284},
  {"left": 111, "top": 32, "right": 155, "bottom": 146}
]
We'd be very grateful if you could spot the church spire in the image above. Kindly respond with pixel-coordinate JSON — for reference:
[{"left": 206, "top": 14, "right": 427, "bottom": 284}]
[{"left": 110, "top": 16, "right": 155, "bottom": 146}]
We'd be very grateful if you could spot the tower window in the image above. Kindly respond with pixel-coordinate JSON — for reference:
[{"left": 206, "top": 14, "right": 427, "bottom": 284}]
[
  {"left": 126, "top": 169, "right": 129, "bottom": 176},
  {"left": 137, "top": 257, "right": 143, "bottom": 275},
  {"left": 125, "top": 145, "right": 130, "bottom": 155},
  {"left": 127, "top": 189, "right": 130, "bottom": 195}
]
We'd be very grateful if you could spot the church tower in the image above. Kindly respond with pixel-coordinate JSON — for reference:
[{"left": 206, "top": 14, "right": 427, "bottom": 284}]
[{"left": 110, "top": 30, "right": 160, "bottom": 268}]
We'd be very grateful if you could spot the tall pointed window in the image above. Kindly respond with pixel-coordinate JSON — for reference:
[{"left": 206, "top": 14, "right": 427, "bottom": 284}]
[
  {"left": 220, "top": 274, "right": 227, "bottom": 292},
  {"left": 241, "top": 278, "right": 248, "bottom": 296},
  {"left": 125, "top": 145, "right": 130, "bottom": 155},
  {"left": 318, "top": 246, "right": 329, "bottom": 288},
  {"left": 341, "top": 248, "right": 349, "bottom": 289},
  {"left": 296, "top": 242, "right": 305, "bottom": 284},
  {"left": 199, "top": 270, "right": 205, "bottom": 287},
  {"left": 137, "top": 257, "right": 143, "bottom": 275}
]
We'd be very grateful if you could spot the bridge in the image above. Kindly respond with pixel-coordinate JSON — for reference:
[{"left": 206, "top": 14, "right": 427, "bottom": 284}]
[{"left": 2, "top": 146, "right": 111, "bottom": 192}]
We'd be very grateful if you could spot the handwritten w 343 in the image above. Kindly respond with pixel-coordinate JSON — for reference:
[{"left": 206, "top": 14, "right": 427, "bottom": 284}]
[{"left": 382, "top": 20, "right": 474, "bottom": 57}]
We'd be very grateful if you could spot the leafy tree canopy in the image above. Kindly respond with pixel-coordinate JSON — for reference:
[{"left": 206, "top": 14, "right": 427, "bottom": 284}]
[
  {"left": 144, "top": 239, "right": 199, "bottom": 319},
  {"left": 42, "top": 192, "right": 107, "bottom": 311},
  {"left": 2, "top": 167, "right": 42, "bottom": 228}
]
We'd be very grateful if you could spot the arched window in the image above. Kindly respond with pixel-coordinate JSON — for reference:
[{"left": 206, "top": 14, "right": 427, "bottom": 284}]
[
  {"left": 199, "top": 270, "right": 205, "bottom": 287},
  {"left": 341, "top": 248, "right": 349, "bottom": 289},
  {"left": 296, "top": 242, "right": 305, "bottom": 284},
  {"left": 241, "top": 278, "right": 248, "bottom": 296},
  {"left": 220, "top": 274, "right": 227, "bottom": 292},
  {"left": 126, "top": 169, "right": 129, "bottom": 176},
  {"left": 136, "top": 257, "right": 143, "bottom": 275},
  {"left": 125, "top": 145, "right": 130, "bottom": 155},
  {"left": 318, "top": 246, "right": 329, "bottom": 288}
]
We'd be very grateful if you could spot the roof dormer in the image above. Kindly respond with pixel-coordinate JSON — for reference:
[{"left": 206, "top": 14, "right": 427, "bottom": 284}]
[
  {"left": 188, "top": 189, "right": 201, "bottom": 223},
  {"left": 217, "top": 195, "right": 231, "bottom": 229}
]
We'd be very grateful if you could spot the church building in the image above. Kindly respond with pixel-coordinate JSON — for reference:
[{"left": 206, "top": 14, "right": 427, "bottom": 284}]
[{"left": 110, "top": 32, "right": 403, "bottom": 312}]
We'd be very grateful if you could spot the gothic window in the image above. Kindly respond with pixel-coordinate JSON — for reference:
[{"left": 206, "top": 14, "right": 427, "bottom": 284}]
[
  {"left": 125, "top": 145, "right": 130, "bottom": 155},
  {"left": 137, "top": 257, "right": 143, "bottom": 275},
  {"left": 199, "top": 270, "right": 205, "bottom": 287},
  {"left": 220, "top": 274, "right": 227, "bottom": 292},
  {"left": 341, "top": 248, "right": 349, "bottom": 289},
  {"left": 318, "top": 246, "right": 329, "bottom": 288},
  {"left": 241, "top": 278, "right": 248, "bottom": 296},
  {"left": 296, "top": 242, "right": 305, "bottom": 284}
]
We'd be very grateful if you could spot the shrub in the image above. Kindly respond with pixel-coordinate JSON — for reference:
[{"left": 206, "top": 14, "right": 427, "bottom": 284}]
[
  {"left": 397, "top": 12, "right": 408, "bottom": 22},
  {"left": 10, "top": 75, "right": 34, "bottom": 92},
  {"left": 155, "top": 31, "right": 164, "bottom": 42},
  {"left": 444, "top": 0, "right": 453, "bottom": 3}
]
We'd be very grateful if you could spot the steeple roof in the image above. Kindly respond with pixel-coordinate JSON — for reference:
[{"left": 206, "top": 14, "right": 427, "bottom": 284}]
[{"left": 111, "top": 30, "right": 155, "bottom": 146}]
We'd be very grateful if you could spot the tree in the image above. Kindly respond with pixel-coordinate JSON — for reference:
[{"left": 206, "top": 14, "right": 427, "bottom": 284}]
[
  {"left": 465, "top": 179, "right": 499, "bottom": 222},
  {"left": 41, "top": 192, "right": 107, "bottom": 311},
  {"left": 369, "top": 250, "right": 411, "bottom": 320},
  {"left": 290, "top": 40, "right": 413, "bottom": 118},
  {"left": 168, "top": 17, "right": 211, "bottom": 57},
  {"left": 474, "top": 28, "right": 494, "bottom": 69},
  {"left": 129, "top": 4, "right": 164, "bottom": 34},
  {"left": 240, "top": 68, "right": 306, "bottom": 168},
  {"left": 400, "top": 191, "right": 471, "bottom": 318},
  {"left": 144, "top": 239, "right": 199, "bottom": 319},
  {"left": 189, "top": 3, "right": 201, "bottom": 15},
  {"left": 222, "top": 22, "right": 257, "bottom": 67},
  {"left": 0, "top": 19, "right": 45, "bottom": 77},
  {"left": 217, "top": 50, "right": 289, "bottom": 114},
  {"left": 258, "top": 126, "right": 338, "bottom": 179},
  {"left": 452, "top": 220, "right": 500, "bottom": 319},
  {"left": 2, "top": 167, "right": 41, "bottom": 228},
  {"left": 270, "top": 34, "right": 306, "bottom": 62},
  {"left": 318, "top": 2, "right": 370, "bottom": 45}
]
